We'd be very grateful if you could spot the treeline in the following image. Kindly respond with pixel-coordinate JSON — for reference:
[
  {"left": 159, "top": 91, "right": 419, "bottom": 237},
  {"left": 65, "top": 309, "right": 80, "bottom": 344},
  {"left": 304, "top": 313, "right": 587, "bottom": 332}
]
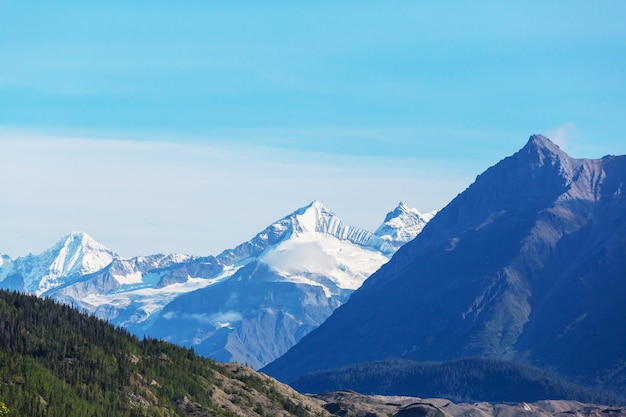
[
  {"left": 291, "top": 357, "right": 626, "bottom": 405},
  {"left": 0, "top": 290, "right": 325, "bottom": 417}
]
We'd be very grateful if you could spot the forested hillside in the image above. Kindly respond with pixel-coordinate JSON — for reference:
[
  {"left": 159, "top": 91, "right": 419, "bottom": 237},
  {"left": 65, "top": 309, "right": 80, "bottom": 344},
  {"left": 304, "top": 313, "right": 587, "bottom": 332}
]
[
  {"left": 0, "top": 290, "right": 329, "bottom": 417},
  {"left": 291, "top": 358, "right": 625, "bottom": 405}
]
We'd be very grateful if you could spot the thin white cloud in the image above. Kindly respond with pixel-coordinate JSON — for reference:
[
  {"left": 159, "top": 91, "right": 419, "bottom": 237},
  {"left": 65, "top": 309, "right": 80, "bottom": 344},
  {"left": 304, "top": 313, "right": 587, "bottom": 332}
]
[{"left": 546, "top": 122, "right": 579, "bottom": 151}]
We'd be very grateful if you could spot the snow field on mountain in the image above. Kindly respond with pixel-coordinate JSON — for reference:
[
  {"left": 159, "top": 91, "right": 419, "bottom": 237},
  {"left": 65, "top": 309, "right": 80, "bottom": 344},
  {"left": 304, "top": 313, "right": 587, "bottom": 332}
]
[
  {"left": 111, "top": 270, "right": 144, "bottom": 285},
  {"left": 78, "top": 268, "right": 239, "bottom": 326},
  {"left": 261, "top": 232, "right": 389, "bottom": 291}
]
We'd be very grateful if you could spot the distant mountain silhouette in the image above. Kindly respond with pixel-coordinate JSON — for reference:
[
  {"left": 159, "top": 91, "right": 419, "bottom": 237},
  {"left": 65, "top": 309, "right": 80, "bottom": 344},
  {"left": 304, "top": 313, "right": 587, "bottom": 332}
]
[{"left": 263, "top": 135, "right": 626, "bottom": 397}]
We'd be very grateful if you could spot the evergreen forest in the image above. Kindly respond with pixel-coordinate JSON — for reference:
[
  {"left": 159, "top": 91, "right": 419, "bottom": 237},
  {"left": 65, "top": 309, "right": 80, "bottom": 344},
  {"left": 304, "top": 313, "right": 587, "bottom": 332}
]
[{"left": 291, "top": 358, "right": 626, "bottom": 405}]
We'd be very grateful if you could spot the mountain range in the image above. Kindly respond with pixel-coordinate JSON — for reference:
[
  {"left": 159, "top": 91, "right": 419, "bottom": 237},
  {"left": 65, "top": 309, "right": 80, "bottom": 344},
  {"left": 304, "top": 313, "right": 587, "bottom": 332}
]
[
  {"left": 262, "top": 135, "right": 626, "bottom": 397},
  {"left": 5, "top": 133, "right": 624, "bottom": 401},
  {"left": 0, "top": 200, "right": 435, "bottom": 368}
]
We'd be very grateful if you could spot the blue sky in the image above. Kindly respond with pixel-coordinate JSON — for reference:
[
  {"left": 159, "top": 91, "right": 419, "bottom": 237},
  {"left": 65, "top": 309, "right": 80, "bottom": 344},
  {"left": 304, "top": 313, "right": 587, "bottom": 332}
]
[{"left": 1, "top": 2, "right": 625, "bottom": 257}]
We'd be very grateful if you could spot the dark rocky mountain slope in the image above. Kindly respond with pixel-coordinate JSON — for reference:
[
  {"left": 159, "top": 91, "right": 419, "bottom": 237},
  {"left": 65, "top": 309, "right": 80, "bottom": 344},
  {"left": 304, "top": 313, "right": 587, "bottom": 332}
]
[{"left": 263, "top": 135, "right": 626, "bottom": 396}]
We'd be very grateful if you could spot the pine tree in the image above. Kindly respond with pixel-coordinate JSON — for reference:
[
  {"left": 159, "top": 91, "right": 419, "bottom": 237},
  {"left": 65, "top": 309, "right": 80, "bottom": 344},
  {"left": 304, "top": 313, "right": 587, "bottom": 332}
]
[{"left": 0, "top": 401, "right": 9, "bottom": 416}]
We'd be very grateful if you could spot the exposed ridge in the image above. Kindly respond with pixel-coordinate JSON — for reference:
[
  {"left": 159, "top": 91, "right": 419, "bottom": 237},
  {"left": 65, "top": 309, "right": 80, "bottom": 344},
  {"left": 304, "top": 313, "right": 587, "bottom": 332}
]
[
  {"left": 519, "top": 134, "right": 572, "bottom": 171},
  {"left": 383, "top": 201, "right": 412, "bottom": 222},
  {"left": 292, "top": 201, "right": 395, "bottom": 255}
]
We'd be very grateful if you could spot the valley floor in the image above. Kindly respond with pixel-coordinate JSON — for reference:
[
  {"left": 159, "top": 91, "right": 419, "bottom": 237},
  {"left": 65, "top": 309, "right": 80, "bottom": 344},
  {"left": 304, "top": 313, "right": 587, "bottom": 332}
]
[{"left": 315, "top": 391, "right": 626, "bottom": 417}]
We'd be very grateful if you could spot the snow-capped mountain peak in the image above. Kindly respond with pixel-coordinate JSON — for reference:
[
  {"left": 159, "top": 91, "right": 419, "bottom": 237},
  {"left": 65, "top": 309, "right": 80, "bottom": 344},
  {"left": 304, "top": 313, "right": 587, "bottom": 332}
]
[
  {"left": 218, "top": 200, "right": 396, "bottom": 266},
  {"left": 22, "top": 231, "right": 117, "bottom": 294},
  {"left": 50, "top": 231, "right": 116, "bottom": 273},
  {"left": 290, "top": 201, "right": 395, "bottom": 255},
  {"left": 292, "top": 200, "right": 354, "bottom": 238},
  {"left": 375, "top": 202, "right": 438, "bottom": 249},
  {"left": 292, "top": 200, "right": 334, "bottom": 234}
]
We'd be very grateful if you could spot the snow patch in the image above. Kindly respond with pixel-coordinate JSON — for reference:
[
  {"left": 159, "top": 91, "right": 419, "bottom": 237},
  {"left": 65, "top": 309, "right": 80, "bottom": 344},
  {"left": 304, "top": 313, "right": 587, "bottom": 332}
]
[
  {"left": 113, "top": 271, "right": 143, "bottom": 285},
  {"left": 261, "top": 233, "right": 388, "bottom": 290},
  {"left": 76, "top": 276, "right": 215, "bottom": 324},
  {"left": 272, "top": 273, "right": 333, "bottom": 298},
  {"left": 162, "top": 310, "right": 243, "bottom": 328}
]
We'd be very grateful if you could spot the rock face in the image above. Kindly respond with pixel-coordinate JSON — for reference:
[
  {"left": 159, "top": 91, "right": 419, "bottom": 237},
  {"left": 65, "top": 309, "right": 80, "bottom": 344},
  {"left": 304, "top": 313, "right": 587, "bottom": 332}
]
[{"left": 263, "top": 135, "right": 626, "bottom": 396}]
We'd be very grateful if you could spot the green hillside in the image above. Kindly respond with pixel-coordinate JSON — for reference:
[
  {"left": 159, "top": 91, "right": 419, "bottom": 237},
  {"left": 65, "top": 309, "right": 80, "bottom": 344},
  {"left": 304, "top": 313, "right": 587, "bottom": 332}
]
[{"left": 0, "top": 290, "right": 329, "bottom": 417}]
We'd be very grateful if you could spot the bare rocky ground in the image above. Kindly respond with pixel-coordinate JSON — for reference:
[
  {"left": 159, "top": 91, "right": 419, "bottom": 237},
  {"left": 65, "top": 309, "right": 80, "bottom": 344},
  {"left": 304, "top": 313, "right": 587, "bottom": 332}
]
[
  {"left": 314, "top": 390, "right": 626, "bottom": 417},
  {"left": 208, "top": 363, "right": 331, "bottom": 417}
]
